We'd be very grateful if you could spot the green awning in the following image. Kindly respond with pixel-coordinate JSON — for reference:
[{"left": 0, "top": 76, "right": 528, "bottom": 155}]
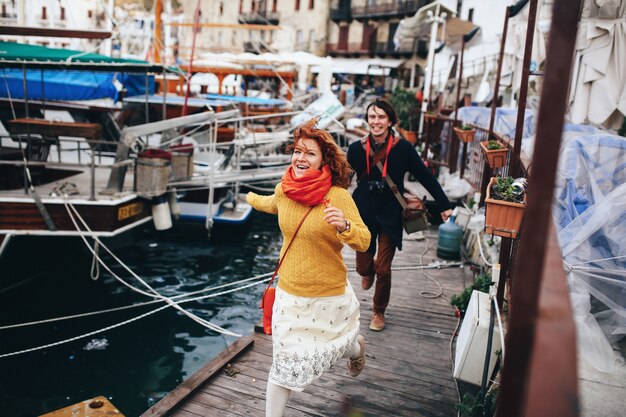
[{"left": 0, "top": 41, "right": 172, "bottom": 73}]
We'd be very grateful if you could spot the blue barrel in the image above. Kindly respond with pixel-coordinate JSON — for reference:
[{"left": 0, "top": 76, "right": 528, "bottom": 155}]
[{"left": 436, "top": 217, "right": 463, "bottom": 260}]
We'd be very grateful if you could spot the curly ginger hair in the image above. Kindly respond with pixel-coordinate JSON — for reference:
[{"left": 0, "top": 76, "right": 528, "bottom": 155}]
[{"left": 287, "top": 117, "right": 353, "bottom": 188}]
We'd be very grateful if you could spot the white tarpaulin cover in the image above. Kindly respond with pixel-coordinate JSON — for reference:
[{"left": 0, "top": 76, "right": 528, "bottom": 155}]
[
  {"left": 569, "top": 0, "right": 626, "bottom": 129},
  {"left": 311, "top": 57, "right": 405, "bottom": 76},
  {"left": 394, "top": 1, "right": 477, "bottom": 51},
  {"left": 554, "top": 127, "right": 626, "bottom": 372},
  {"left": 290, "top": 90, "right": 345, "bottom": 130},
  {"left": 501, "top": 1, "right": 548, "bottom": 95}
]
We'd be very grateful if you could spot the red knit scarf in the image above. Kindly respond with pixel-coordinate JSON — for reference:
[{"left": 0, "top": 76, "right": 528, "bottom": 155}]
[{"left": 281, "top": 165, "right": 332, "bottom": 206}]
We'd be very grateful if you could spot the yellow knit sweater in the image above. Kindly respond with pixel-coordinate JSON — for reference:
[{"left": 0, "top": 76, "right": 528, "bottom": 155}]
[{"left": 246, "top": 184, "right": 371, "bottom": 297}]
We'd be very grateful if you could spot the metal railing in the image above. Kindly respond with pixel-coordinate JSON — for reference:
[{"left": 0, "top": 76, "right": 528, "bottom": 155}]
[{"left": 351, "top": 0, "right": 430, "bottom": 19}]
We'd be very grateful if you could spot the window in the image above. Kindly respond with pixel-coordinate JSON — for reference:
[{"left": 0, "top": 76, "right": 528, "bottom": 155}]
[
  {"left": 295, "top": 0, "right": 300, "bottom": 11},
  {"left": 468, "top": 8, "right": 474, "bottom": 22},
  {"left": 239, "top": 0, "right": 243, "bottom": 13},
  {"left": 1, "top": 5, "right": 6, "bottom": 18},
  {"left": 309, "top": 29, "right": 315, "bottom": 49},
  {"left": 309, "top": 0, "right": 314, "bottom": 9},
  {"left": 220, "top": 2, "right": 223, "bottom": 15},
  {"left": 60, "top": 7, "right": 65, "bottom": 20},
  {"left": 88, "top": 10, "right": 93, "bottom": 19},
  {"left": 296, "top": 29, "right": 304, "bottom": 48},
  {"left": 41, "top": 6, "right": 47, "bottom": 19},
  {"left": 272, "top": 0, "right": 277, "bottom": 12},
  {"left": 251, "top": 0, "right": 256, "bottom": 12}
]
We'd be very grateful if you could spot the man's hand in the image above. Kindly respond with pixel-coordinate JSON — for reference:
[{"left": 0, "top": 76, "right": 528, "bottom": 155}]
[{"left": 441, "top": 209, "right": 453, "bottom": 223}]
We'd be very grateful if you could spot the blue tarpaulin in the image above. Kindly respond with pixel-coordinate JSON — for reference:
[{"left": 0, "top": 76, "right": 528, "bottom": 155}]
[{"left": 0, "top": 68, "right": 154, "bottom": 101}]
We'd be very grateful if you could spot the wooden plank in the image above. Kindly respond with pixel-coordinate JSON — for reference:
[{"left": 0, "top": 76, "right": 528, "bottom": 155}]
[
  {"left": 141, "top": 335, "right": 254, "bottom": 417},
  {"left": 7, "top": 118, "right": 102, "bottom": 141},
  {"left": 0, "top": 26, "right": 112, "bottom": 39},
  {"left": 156, "top": 231, "right": 467, "bottom": 417},
  {"left": 40, "top": 396, "right": 124, "bottom": 416}
]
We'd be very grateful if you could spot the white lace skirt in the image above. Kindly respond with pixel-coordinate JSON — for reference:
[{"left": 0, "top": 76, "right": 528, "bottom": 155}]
[{"left": 268, "top": 281, "right": 360, "bottom": 392}]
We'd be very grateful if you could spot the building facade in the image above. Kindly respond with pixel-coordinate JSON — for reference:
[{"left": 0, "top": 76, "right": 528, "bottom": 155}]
[{"left": 0, "top": 0, "right": 107, "bottom": 52}]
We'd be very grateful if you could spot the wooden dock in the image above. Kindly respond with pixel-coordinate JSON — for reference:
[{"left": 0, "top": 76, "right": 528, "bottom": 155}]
[{"left": 142, "top": 231, "right": 471, "bottom": 417}]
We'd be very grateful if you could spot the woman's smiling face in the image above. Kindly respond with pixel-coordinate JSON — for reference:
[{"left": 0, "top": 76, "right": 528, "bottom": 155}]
[{"left": 291, "top": 138, "right": 323, "bottom": 177}]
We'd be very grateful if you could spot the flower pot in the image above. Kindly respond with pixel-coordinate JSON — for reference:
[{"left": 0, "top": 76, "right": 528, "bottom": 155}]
[
  {"left": 479, "top": 140, "right": 508, "bottom": 169},
  {"left": 485, "top": 177, "right": 526, "bottom": 238},
  {"left": 398, "top": 127, "right": 417, "bottom": 144},
  {"left": 453, "top": 126, "right": 475, "bottom": 143}
]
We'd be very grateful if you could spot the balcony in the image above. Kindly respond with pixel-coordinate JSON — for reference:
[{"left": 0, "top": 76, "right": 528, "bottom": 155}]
[
  {"left": 0, "top": 14, "right": 17, "bottom": 25},
  {"left": 238, "top": 11, "right": 280, "bottom": 25},
  {"left": 352, "top": 0, "right": 431, "bottom": 21},
  {"left": 326, "top": 42, "right": 371, "bottom": 57},
  {"left": 330, "top": 6, "right": 351, "bottom": 22},
  {"left": 373, "top": 41, "right": 415, "bottom": 57},
  {"left": 243, "top": 41, "right": 272, "bottom": 53}
]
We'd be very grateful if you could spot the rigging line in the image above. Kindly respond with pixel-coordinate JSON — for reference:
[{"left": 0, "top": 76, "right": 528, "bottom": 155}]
[
  {"left": 0, "top": 279, "right": 264, "bottom": 359},
  {"left": 0, "top": 264, "right": 58, "bottom": 295},
  {"left": 1, "top": 68, "right": 17, "bottom": 119},
  {"left": 63, "top": 201, "right": 240, "bottom": 336},
  {"left": 64, "top": 202, "right": 239, "bottom": 337},
  {"left": 0, "top": 275, "right": 270, "bottom": 331},
  {"left": 568, "top": 266, "right": 626, "bottom": 274},
  {"left": 155, "top": 121, "right": 209, "bottom": 148},
  {"left": 568, "top": 254, "right": 626, "bottom": 266}
]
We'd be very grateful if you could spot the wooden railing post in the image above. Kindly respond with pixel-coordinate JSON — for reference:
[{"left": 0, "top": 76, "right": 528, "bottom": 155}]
[{"left": 495, "top": 0, "right": 582, "bottom": 415}]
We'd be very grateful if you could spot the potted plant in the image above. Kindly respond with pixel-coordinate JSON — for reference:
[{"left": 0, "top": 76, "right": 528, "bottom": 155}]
[
  {"left": 453, "top": 124, "right": 475, "bottom": 143},
  {"left": 479, "top": 139, "right": 508, "bottom": 169},
  {"left": 484, "top": 176, "right": 526, "bottom": 238},
  {"left": 389, "top": 88, "right": 420, "bottom": 143}
]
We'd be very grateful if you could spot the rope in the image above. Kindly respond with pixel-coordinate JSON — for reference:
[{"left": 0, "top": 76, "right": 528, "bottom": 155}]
[
  {"left": 1, "top": 68, "right": 17, "bottom": 119},
  {"left": 568, "top": 254, "right": 626, "bottom": 266},
  {"left": 90, "top": 240, "right": 100, "bottom": 280},
  {"left": 0, "top": 272, "right": 272, "bottom": 331},
  {"left": 50, "top": 181, "right": 79, "bottom": 197},
  {"left": 62, "top": 200, "right": 240, "bottom": 337},
  {"left": 240, "top": 182, "right": 277, "bottom": 193},
  {"left": 417, "top": 236, "right": 447, "bottom": 300},
  {"left": 0, "top": 278, "right": 268, "bottom": 359}
]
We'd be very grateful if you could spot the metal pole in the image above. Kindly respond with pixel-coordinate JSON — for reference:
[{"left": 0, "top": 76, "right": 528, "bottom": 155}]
[
  {"left": 418, "top": 3, "right": 441, "bottom": 139},
  {"left": 488, "top": 6, "right": 510, "bottom": 137},
  {"left": 456, "top": 38, "right": 467, "bottom": 178},
  {"left": 509, "top": 0, "right": 538, "bottom": 177}
]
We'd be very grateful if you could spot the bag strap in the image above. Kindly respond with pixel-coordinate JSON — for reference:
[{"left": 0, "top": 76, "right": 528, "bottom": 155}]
[
  {"left": 375, "top": 159, "right": 410, "bottom": 211},
  {"left": 359, "top": 135, "right": 398, "bottom": 181},
  {"left": 260, "top": 206, "right": 314, "bottom": 308},
  {"left": 359, "top": 137, "right": 408, "bottom": 210}
]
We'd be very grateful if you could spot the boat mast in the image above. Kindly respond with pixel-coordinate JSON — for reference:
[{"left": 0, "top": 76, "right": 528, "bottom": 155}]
[{"left": 153, "top": 0, "right": 163, "bottom": 63}]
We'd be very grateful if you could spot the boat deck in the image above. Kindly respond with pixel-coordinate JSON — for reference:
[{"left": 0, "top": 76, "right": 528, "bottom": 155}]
[{"left": 143, "top": 230, "right": 471, "bottom": 417}]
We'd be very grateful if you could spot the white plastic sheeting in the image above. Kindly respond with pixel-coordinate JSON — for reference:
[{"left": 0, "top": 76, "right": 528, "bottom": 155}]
[
  {"left": 554, "top": 131, "right": 626, "bottom": 372},
  {"left": 457, "top": 104, "right": 626, "bottom": 372},
  {"left": 456, "top": 106, "right": 535, "bottom": 140}
]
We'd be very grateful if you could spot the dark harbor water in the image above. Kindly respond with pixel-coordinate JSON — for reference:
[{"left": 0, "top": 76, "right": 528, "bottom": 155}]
[{"left": 0, "top": 212, "right": 281, "bottom": 417}]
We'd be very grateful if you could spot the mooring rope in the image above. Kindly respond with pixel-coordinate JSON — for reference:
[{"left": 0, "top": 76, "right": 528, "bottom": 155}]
[
  {"left": 0, "top": 279, "right": 266, "bottom": 359},
  {"left": 62, "top": 200, "right": 240, "bottom": 337},
  {"left": 0, "top": 272, "right": 272, "bottom": 331}
]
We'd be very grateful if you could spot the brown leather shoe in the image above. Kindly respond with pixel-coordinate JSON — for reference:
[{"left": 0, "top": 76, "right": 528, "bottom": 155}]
[
  {"left": 369, "top": 313, "right": 385, "bottom": 331},
  {"left": 361, "top": 275, "right": 374, "bottom": 290}
]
